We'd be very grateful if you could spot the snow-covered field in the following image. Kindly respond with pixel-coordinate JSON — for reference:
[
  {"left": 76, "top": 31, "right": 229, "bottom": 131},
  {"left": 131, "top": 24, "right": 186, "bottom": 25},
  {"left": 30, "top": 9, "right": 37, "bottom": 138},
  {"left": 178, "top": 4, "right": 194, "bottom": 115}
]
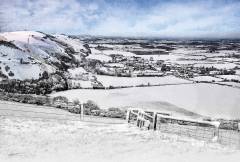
[
  {"left": 0, "top": 101, "right": 239, "bottom": 162},
  {"left": 51, "top": 83, "right": 240, "bottom": 119},
  {"left": 217, "top": 75, "right": 240, "bottom": 81},
  {"left": 217, "top": 82, "right": 240, "bottom": 88},
  {"left": 96, "top": 75, "right": 192, "bottom": 87},
  {"left": 101, "top": 49, "right": 136, "bottom": 57},
  {"left": 194, "top": 63, "right": 238, "bottom": 70},
  {"left": 190, "top": 76, "right": 223, "bottom": 82}
]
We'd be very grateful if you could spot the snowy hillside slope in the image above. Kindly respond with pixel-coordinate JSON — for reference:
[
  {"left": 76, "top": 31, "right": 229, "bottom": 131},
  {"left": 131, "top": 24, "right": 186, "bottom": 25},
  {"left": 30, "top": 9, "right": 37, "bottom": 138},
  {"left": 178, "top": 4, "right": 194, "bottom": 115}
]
[
  {"left": 0, "top": 101, "right": 239, "bottom": 162},
  {"left": 0, "top": 31, "right": 88, "bottom": 80},
  {"left": 55, "top": 35, "right": 86, "bottom": 54}
]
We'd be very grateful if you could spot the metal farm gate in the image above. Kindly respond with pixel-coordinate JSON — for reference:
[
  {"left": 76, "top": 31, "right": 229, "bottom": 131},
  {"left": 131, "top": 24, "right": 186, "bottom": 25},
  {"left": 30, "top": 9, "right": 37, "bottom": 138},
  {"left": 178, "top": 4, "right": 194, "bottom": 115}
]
[{"left": 126, "top": 108, "right": 240, "bottom": 149}]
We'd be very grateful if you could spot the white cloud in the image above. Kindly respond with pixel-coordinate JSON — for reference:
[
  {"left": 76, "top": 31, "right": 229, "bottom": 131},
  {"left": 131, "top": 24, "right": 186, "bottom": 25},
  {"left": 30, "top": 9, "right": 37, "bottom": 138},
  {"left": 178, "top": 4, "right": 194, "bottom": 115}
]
[{"left": 0, "top": 0, "right": 240, "bottom": 38}]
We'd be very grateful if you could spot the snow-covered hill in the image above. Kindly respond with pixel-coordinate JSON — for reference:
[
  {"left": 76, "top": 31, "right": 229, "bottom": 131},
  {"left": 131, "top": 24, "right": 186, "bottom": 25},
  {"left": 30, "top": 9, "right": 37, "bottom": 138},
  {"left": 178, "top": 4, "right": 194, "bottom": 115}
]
[
  {"left": 0, "top": 31, "right": 88, "bottom": 80},
  {"left": 0, "top": 101, "right": 239, "bottom": 162}
]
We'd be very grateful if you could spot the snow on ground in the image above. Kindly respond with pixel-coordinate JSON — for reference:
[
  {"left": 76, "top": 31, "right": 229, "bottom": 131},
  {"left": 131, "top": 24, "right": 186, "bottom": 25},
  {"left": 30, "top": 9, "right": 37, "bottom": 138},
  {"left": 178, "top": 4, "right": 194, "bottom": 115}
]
[
  {"left": 138, "top": 54, "right": 183, "bottom": 61},
  {"left": 89, "top": 48, "right": 137, "bottom": 60},
  {"left": 0, "top": 31, "right": 45, "bottom": 43},
  {"left": 190, "top": 76, "right": 223, "bottom": 82},
  {"left": 172, "top": 48, "right": 206, "bottom": 55},
  {"left": 217, "top": 82, "right": 240, "bottom": 88},
  {"left": 0, "top": 101, "right": 74, "bottom": 119},
  {"left": 0, "top": 101, "right": 122, "bottom": 123},
  {"left": 194, "top": 63, "right": 238, "bottom": 69},
  {"left": 51, "top": 83, "right": 240, "bottom": 119},
  {"left": 96, "top": 75, "right": 192, "bottom": 88},
  {"left": 87, "top": 49, "right": 112, "bottom": 62},
  {"left": 172, "top": 60, "right": 207, "bottom": 65},
  {"left": 138, "top": 54, "right": 208, "bottom": 65},
  {"left": 207, "top": 57, "right": 226, "bottom": 62},
  {"left": 0, "top": 45, "right": 41, "bottom": 79},
  {"left": 90, "top": 48, "right": 102, "bottom": 54},
  {"left": 86, "top": 54, "right": 112, "bottom": 62},
  {"left": 68, "top": 67, "right": 87, "bottom": 76},
  {"left": 104, "top": 63, "right": 125, "bottom": 68},
  {"left": 0, "top": 35, "right": 7, "bottom": 41},
  {"left": 218, "top": 50, "right": 238, "bottom": 55},
  {"left": 1, "top": 31, "right": 65, "bottom": 54},
  {"left": 235, "top": 70, "right": 240, "bottom": 75},
  {"left": 0, "top": 31, "right": 78, "bottom": 80},
  {"left": 0, "top": 101, "right": 239, "bottom": 162},
  {"left": 55, "top": 34, "right": 86, "bottom": 53},
  {"left": 203, "top": 52, "right": 230, "bottom": 57},
  {"left": 0, "top": 44, "right": 58, "bottom": 80},
  {"left": 0, "top": 45, "right": 42, "bottom": 79},
  {"left": 89, "top": 43, "right": 125, "bottom": 49},
  {"left": 69, "top": 80, "right": 93, "bottom": 88},
  {"left": 0, "top": 31, "right": 102, "bottom": 80},
  {"left": 217, "top": 75, "right": 240, "bottom": 81},
  {"left": 101, "top": 50, "right": 136, "bottom": 57},
  {"left": 216, "top": 58, "right": 239, "bottom": 63},
  {"left": 1, "top": 62, "right": 41, "bottom": 80},
  {"left": 136, "top": 54, "right": 162, "bottom": 60},
  {"left": 182, "top": 55, "right": 206, "bottom": 60},
  {"left": 171, "top": 48, "right": 239, "bottom": 61}
]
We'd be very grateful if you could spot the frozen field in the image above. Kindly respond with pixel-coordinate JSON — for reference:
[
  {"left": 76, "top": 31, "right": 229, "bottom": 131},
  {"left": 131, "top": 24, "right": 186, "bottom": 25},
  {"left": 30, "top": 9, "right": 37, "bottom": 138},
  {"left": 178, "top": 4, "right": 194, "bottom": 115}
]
[
  {"left": 96, "top": 75, "right": 192, "bottom": 88},
  {"left": 51, "top": 83, "right": 240, "bottom": 119},
  {"left": 190, "top": 76, "right": 223, "bottom": 82},
  {"left": 0, "top": 101, "right": 239, "bottom": 162}
]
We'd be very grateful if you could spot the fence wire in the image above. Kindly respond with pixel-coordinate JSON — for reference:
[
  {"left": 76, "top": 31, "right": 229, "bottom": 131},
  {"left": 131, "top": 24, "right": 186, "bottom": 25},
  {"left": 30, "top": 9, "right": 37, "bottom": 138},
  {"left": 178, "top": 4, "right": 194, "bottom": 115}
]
[
  {"left": 128, "top": 112, "right": 240, "bottom": 148},
  {"left": 157, "top": 123, "right": 216, "bottom": 141}
]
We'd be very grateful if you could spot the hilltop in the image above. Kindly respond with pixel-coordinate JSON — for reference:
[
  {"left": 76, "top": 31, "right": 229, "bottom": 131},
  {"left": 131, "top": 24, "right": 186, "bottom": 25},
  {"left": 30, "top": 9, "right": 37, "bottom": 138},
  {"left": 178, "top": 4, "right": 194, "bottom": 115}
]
[{"left": 0, "top": 31, "right": 90, "bottom": 80}]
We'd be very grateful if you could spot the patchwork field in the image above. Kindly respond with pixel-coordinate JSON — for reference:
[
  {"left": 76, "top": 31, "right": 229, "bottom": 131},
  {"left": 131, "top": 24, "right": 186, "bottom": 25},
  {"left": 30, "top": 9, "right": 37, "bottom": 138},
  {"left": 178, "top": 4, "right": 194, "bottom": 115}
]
[{"left": 96, "top": 75, "right": 192, "bottom": 88}]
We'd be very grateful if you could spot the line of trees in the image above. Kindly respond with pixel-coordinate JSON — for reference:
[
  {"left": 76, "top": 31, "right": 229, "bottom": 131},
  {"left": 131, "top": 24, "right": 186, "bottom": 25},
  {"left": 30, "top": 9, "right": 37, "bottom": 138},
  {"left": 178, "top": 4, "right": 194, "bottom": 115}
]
[{"left": 0, "top": 71, "right": 68, "bottom": 95}]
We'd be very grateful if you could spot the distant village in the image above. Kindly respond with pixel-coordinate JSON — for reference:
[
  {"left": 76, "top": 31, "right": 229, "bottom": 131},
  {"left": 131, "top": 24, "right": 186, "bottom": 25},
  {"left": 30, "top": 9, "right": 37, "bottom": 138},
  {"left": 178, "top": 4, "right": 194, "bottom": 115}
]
[{"left": 67, "top": 49, "right": 239, "bottom": 89}]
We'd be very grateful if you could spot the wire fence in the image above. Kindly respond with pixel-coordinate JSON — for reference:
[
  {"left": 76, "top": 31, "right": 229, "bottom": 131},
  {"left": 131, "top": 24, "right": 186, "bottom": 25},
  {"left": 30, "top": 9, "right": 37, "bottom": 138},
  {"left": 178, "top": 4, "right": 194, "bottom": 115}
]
[
  {"left": 157, "top": 123, "right": 216, "bottom": 141},
  {"left": 157, "top": 121, "right": 240, "bottom": 148},
  {"left": 127, "top": 109, "right": 240, "bottom": 149},
  {"left": 218, "top": 129, "right": 240, "bottom": 147}
]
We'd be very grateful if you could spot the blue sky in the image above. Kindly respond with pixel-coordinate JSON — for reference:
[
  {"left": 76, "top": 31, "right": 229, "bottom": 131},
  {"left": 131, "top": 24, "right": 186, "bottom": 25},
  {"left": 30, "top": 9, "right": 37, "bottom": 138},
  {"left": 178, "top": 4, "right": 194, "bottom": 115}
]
[{"left": 1, "top": 0, "right": 240, "bottom": 38}]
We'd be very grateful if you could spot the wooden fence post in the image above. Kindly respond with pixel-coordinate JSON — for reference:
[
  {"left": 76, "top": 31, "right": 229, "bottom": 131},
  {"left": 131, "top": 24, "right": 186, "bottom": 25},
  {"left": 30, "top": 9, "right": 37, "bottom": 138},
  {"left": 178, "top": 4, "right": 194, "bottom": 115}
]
[
  {"left": 80, "top": 103, "right": 84, "bottom": 120},
  {"left": 213, "top": 127, "right": 219, "bottom": 142},
  {"left": 212, "top": 122, "right": 220, "bottom": 142},
  {"left": 79, "top": 104, "right": 81, "bottom": 120},
  {"left": 238, "top": 123, "right": 240, "bottom": 149},
  {"left": 153, "top": 112, "right": 158, "bottom": 130},
  {"left": 126, "top": 109, "right": 130, "bottom": 123},
  {"left": 137, "top": 111, "right": 141, "bottom": 127}
]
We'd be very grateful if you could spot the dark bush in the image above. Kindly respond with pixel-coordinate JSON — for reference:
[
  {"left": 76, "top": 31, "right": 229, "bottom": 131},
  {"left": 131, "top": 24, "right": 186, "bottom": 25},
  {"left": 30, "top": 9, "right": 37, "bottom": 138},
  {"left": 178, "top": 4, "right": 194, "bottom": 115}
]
[
  {"left": 53, "top": 96, "right": 69, "bottom": 103},
  {"left": 5, "top": 65, "right": 10, "bottom": 72},
  {"left": 8, "top": 71, "right": 14, "bottom": 76},
  {"left": 83, "top": 100, "right": 100, "bottom": 113}
]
